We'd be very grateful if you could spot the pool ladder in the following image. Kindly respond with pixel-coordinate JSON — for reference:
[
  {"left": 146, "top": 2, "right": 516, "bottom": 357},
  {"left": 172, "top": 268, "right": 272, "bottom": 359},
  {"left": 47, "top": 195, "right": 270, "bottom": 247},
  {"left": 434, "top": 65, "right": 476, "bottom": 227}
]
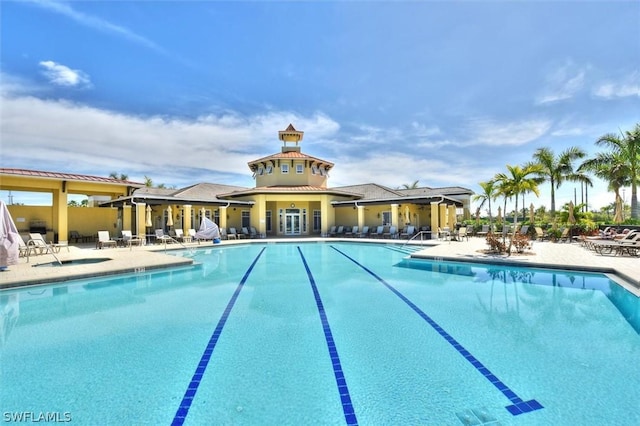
[{"left": 400, "top": 230, "right": 433, "bottom": 249}]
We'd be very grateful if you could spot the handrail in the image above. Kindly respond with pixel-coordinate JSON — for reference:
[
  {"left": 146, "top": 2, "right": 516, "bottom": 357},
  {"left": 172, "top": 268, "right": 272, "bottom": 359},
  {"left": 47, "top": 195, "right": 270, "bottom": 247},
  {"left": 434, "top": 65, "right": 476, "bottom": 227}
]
[
  {"left": 162, "top": 236, "right": 188, "bottom": 251},
  {"left": 26, "top": 240, "right": 62, "bottom": 265},
  {"left": 401, "top": 230, "right": 432, "bottom": 248}
]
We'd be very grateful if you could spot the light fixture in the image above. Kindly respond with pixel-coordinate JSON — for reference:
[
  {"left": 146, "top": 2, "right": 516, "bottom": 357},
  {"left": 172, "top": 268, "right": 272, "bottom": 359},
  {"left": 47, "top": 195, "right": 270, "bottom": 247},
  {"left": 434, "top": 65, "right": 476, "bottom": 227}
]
[{"left": 290, "top": 203, "right": 295, "bottom": 208}]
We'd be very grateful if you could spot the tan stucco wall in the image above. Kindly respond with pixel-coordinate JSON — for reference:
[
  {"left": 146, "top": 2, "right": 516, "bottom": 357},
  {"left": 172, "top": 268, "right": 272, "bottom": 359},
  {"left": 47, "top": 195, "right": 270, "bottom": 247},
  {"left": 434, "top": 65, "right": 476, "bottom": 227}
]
[{"left": 8, "top": 205, "right": 119, "bottom": 242}]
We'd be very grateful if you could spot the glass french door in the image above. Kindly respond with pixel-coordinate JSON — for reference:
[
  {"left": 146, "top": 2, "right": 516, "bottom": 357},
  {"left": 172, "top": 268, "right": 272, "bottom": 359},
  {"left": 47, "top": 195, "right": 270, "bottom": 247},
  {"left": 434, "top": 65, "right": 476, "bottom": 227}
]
[{"left": 285, "top": 209, "right": 301, "bottom": 235}]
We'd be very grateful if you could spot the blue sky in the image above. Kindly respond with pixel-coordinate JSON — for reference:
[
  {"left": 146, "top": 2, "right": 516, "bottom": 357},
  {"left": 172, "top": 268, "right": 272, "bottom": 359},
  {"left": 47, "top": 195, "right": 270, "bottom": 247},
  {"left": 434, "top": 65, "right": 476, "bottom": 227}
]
[{"left": 1, "top": 1, "right": 639, "bottom": 212}]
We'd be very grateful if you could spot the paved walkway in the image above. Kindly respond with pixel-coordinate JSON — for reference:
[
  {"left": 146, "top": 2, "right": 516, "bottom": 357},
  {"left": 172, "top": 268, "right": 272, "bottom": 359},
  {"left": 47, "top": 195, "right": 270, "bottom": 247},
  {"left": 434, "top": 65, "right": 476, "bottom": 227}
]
[{"left": 1, "top": 237, "right": 638, "bottom": 295}]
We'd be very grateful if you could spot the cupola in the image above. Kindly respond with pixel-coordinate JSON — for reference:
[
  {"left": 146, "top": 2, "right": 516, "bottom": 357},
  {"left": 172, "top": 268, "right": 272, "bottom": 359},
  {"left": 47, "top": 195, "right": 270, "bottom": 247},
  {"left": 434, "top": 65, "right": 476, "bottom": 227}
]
[{"left": 278, "top": 123, "right": 304, "bottom": 153}]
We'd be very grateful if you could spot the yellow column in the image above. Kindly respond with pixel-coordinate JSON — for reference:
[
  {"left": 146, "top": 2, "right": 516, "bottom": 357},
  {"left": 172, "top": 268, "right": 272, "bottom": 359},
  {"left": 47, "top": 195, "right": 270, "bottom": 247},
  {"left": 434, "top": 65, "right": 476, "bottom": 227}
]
[
  {"left": 390, "top": 204, "right": 399, "bottom": 229},
  {"left": 430, "top": 202, "right": 439, "bottom": 239},
  {"left": 52, "top": 187, "right": 68, "bottom": 244},
  {"left": 321, "top": 194, "right": 335, "bottom": 236},
  {"left": 253, "top": 195, "right": 266, "bottom": 236},
  {"left": 183, "top": 204, "right": 192, "bottom": 234},
  {"left": 136, "top": 203, "right": 146, "bottom": 237},
  {"left": 439, "top": 204, "right": 447, "bottom": 229},
  {"left": 219, "top": 206, "right": 228, "bottom": 231},
  {"left": 357, "top": 205, "right": 365, "bottom": 229},
  {"left": 122, "top": 204, "right": 132, "bottom": 234},
  {"left": 448, "top": 205, "right": 456, "bottom": 229}
]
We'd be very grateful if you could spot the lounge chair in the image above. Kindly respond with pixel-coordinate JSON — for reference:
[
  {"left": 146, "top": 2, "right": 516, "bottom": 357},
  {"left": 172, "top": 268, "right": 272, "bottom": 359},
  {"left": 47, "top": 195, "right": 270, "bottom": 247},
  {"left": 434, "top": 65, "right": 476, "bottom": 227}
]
[
  {"left": 589, "top": 231, "right": 639, "bottom": 255},
  {"left": 456, "top": 226, "right": 469, "bottom": 242},
  {"left": 154, "top": 229, "right": 174, "bottom": 244},
  {"left": 122, "top": 230, "right": 143, "bottom": 247},
  {"left": 19, "top": 234, "right": 37, "bottom": 258},
  {"left": 534, "top": 227, "right": 547, "bottom": 241},
  {"left": 97, "top": 231, "right": 117, "bottom": 249},
  {"left": 357, "top": 226, "right": 369, "bottom": 238},
  {"left": 438, "top": 227, "right": 451, "bottom": 240},
  {"left": 383, "top": 226, "right": 397, "bottom": 239},
  {"left": 477, "top": 224, "right": 490, "bottom": 237},
  {"left": 250, "top": 226, "right": 259, "bottom": 238},
  {"left": 327, "top": 226, "right": 337, "bottom": 237},
  {"left": 400, "top": 225, "right": 415, "bottom": 239},
  {"left": 228, "top": 227, "right": 242, "bottom": 239},
  {"left": 558, "top": 227, "right": 570, "bottom": 243},
  {"left": 335, "top": 226, "right": 345, "bottom": 237},
  {"left": 241, "top": 227, "right": 251, "bottom": 238},
  {"left": 173, "top": 229, "right": 191, "bottom": 243},
  {"left": 69, "top": 230, "right": 83, "bottom": 243},
  {"left": 188, "top": 228, "right": 201, "bottom": 243},
  {"left": 371, "top": 226, "right": 384, "bottom": 238},
  {"left": 519, "top": 225, "right": 529, "bottom": 236},
  {"left": 345, "top": 226, "right": 358, "bottom": 237}
]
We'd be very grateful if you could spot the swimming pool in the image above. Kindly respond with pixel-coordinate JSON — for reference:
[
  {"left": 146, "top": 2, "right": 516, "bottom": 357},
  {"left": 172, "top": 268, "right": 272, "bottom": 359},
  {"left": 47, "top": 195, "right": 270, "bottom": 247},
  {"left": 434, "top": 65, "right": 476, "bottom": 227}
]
[{"left": 1, "top": 242, "right": 638, "bottom": 425}]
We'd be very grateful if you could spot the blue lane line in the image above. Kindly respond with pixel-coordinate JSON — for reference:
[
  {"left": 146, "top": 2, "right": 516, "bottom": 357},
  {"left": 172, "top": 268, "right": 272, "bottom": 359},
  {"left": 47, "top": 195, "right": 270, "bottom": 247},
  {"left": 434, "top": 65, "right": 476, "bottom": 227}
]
[
  {"left": 331, "top": 246, "right": 543, "bottom": 416},
  {"left": 171, "top": 247, "right": 266, "bottom": 426},
  {"left": 298, "top": 247, "right": 358, "bottom": 426}
]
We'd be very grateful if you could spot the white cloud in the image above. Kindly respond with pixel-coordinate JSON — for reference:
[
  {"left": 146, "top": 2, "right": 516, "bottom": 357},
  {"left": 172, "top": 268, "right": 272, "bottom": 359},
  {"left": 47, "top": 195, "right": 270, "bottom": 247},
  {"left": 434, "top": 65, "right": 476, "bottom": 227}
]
[
  {"left": 28, "top": 0, "right": 165, "bottom": 53},
  {"left": 593, "top": 71, "right": 640, "bottom": 99},
  {"left": 0, "top": 92, "right": 340, "bottom": 186},
  {"left": 462, "top": 118, "right": 552, "bottom": 147},
  {"left": 536, "top": 61, "right": 588, "bottom": 105},
  {"left": 39, "top": 61, "right": 92, "bottom": 88}
]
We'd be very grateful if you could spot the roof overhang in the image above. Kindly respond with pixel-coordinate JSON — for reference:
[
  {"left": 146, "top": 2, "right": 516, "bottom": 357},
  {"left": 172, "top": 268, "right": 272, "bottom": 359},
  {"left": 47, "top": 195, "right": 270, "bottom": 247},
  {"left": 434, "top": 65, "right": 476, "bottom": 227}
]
[
  {"left": 99, "top": 194, "right": 254, "bottom": 208},
  {"left": 331, "top": 195, "right": 464, "bottom": 208}
]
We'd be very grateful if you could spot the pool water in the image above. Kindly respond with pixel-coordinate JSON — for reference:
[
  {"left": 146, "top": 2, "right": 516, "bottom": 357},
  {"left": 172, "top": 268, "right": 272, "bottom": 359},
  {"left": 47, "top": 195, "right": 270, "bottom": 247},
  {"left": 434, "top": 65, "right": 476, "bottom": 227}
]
[{"left": 1, "top": 242, "right": 638, "bottom": 425}]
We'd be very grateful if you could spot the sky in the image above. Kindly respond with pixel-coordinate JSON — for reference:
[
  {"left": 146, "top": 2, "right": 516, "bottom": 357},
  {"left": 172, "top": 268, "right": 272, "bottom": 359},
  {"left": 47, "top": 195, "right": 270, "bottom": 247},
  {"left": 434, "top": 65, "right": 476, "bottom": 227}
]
[{"left": 1, "top": 0, "right": 639, "bottom": 213}]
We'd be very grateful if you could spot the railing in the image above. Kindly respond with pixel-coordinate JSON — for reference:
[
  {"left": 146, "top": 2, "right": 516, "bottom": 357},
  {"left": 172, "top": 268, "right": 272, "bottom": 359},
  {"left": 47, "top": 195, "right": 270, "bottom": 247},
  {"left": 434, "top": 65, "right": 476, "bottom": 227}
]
[
  {"left": 26, "top": 241, "right": 62, "bottom": 265},
  {"left": 401, "top": 230, "right": 433, "bottom": 248}
]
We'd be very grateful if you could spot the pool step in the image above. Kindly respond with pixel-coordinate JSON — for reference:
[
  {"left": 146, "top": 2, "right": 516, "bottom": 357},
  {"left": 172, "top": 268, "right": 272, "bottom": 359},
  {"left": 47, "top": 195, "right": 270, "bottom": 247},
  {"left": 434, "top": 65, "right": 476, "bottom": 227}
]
[
  {"left": 385, "top": 245, "right": 424, "bottom": 255},
  {"left": 455, "top": 407, "right": 499, "bottom": 425}
]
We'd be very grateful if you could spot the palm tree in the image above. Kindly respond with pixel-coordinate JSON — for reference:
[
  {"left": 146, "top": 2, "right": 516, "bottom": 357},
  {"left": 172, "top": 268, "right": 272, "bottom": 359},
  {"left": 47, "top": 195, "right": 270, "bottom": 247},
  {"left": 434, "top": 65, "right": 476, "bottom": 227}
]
[
  {"left": 592, "top": 124, "right": 640, "bottom": 219},
  {"left": 579, "top": 150, "right": 631, "bottom": 219},
  {"left": 494, "top": 164, "right": 542, "bottom": 230},
  {"left": 531, "top": 146, "right": 588, "bottom": 219},
  {"left": 399, "top": 180, "right": 420, "bottom": 189},
  {"left": 472, "top": 180, "right": 497, "bottom": 224},
  {"left": 109, "top": 172, "right": 129, "bottom": 180}
]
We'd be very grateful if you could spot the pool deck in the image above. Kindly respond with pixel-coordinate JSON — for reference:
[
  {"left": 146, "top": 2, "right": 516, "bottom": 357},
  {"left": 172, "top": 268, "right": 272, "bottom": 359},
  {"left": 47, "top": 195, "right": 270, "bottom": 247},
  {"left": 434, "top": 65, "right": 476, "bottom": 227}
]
[{"left": 1, "top": 237, "right": 638, "bottom": 295}]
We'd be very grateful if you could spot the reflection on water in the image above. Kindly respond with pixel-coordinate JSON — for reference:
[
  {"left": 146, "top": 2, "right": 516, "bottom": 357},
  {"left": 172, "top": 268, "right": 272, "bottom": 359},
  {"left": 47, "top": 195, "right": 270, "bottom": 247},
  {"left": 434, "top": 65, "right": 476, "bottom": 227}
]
[{"left": 399, "top": 258, "right": 640, "bottom": 334}]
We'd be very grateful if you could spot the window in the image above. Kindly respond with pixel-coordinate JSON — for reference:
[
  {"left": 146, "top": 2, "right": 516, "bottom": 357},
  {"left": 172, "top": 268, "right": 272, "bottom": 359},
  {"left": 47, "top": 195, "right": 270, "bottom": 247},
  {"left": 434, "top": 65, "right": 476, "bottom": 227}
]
[
  {"left": 382, "top": 211, "right": 391, "bottom": 225},
  {"left": 313, "top": 210, "right": 321, "bottom": 232},
  {"left": 241, "top": 210, "right": 250, "bottom": 228},
  {"left": 281, "top": 164, "right": 289, "bottom": 174},
  {"left": 296, "top": 164, "right": 304, "bottom": 174},
  {"left": 257, "top": 166, "right": 264, "bottom": 175},
  {"left": 266, "top": 210, "right": 272, "bottom": 233},
  {"left": 266, "top": 165, "right": 273, "bottom": 174},
  {"left": 214, "top": 210, "right": 220, "bottom": 225},
  {"left": 319, "top": 168, "right": 326, "bottom": 176},
  {"left": 311, "top": 165, "right": 318, "bottom": 174}
]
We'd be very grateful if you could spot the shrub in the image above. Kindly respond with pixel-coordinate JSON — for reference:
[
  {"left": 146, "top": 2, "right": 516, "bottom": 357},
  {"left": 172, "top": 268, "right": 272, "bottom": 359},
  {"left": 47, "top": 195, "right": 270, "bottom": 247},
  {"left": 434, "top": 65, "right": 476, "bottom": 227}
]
[
  {"left": 485, "top": 232, "right": 506, "bottom": 253},
  {"left": 509, "top": 233, "right": 530, "bottom": 253}
]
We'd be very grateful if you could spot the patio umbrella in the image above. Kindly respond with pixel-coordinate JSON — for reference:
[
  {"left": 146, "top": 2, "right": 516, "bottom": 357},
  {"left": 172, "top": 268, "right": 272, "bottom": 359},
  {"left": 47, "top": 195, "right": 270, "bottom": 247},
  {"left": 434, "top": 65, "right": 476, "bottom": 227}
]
[
  {"left": 497, "top": 206, "right": 502, "bottom": 224},
  {"left": 404, "top": 205, "right": 410, "bottom": 223},
  {"left": 613, "top": 194, "right": 623, "bottom": 224},
  {"left": 145, "top": 205, "right": 152, "bottom": 227},
  {"left": 166, "top": 205, "right": 173, "bottom": 227},
  {"left": 475, "top": 207, "right": 480, "bottom": 225},
  {"left": 0, "top": 200, "right": 20, "bottom": 269},
  {"left": 529, "top": 203, "right": 535, "bottom": 224},
  {"left": 567, "top": 201, "right": 576, "bottom": 225},
  {"left": 567, "top": 201, "right": 576, "bottom": 242}
]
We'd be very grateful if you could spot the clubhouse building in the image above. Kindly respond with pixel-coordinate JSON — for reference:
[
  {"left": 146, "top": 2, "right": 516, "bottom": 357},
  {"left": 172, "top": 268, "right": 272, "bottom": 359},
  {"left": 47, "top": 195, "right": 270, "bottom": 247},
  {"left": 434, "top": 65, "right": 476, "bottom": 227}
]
[{"left": 1, "top": 124, "right": 472, "bottom": 243}]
